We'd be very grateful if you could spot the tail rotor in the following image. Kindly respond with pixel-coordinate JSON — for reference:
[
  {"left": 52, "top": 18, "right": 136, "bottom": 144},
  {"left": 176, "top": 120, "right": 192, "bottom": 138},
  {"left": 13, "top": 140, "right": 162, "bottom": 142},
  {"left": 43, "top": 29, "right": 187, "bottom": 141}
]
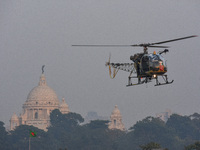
[
  {"left": 105, "top": 53, "right": 111, "bottom": 66},
  {"left": 105, "top": 53, "right": 119, "bottom": 79}
]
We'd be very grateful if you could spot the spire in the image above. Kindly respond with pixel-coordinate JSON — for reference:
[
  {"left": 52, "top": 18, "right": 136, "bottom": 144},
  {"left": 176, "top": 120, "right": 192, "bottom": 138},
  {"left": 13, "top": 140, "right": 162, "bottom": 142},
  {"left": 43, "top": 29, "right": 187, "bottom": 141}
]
[{"left": 39, "top": 74, "right": 47, "bottom": 86}]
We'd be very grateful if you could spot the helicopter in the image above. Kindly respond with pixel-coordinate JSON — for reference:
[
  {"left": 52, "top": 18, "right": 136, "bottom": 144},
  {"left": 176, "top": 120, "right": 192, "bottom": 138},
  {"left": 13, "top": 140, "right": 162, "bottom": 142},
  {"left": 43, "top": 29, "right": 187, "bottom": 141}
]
[{"left": 72, "top": 35, "right": 197, "bottom": 86}]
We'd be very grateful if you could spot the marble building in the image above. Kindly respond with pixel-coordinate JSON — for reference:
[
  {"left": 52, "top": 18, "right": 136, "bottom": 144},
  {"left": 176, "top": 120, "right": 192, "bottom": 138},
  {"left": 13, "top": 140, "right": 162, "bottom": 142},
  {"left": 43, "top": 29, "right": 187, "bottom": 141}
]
[{"left": 10, "top": 73, "right": 70, "bottom": 131}]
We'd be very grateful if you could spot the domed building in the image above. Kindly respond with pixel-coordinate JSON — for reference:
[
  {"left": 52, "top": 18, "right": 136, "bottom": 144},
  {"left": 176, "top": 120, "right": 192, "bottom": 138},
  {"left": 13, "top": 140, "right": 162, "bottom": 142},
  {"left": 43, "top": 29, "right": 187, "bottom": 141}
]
[
  {"left": 108, "top": 105, "right": 125, "bottom": 131},
  {"left": 10, "top": 73, "right": 70, "bottom": 131}
]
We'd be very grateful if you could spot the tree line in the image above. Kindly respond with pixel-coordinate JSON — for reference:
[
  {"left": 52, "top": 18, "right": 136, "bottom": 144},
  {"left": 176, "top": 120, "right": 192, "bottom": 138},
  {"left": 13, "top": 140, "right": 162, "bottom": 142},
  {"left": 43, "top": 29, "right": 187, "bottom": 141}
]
[{"left": 1, "top": 109, "right": 200, "bottom": 150}]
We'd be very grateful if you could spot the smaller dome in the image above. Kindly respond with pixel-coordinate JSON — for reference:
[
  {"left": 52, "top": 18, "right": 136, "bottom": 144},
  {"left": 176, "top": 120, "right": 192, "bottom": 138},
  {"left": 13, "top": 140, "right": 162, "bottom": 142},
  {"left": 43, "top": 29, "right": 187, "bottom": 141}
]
[
  {"left": 59, "top": 98, "right": 70, "bottom": 114},
  {"left": 11, "top": 113, "right": 19, "bottom": 120},
  {"left": 112, "top": 105, "right": 121, "bottom": 116}
]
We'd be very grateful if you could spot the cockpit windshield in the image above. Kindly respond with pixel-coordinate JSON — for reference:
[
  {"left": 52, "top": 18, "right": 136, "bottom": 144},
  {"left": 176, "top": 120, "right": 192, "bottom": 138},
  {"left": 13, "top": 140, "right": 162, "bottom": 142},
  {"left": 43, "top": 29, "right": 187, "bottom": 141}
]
[
  {"left": 140, "top": 53, "right": 167, "bottom": 73},
  {"left": 149, "top": 54, "right": 166, "bottom": 67}
]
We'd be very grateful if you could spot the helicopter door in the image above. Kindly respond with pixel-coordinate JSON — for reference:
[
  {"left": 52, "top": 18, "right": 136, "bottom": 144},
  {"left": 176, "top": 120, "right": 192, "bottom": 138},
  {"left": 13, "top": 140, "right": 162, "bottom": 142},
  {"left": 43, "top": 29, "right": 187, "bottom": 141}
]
[{"left": 140, "top": 55, "right": 150, "bottom": 73}]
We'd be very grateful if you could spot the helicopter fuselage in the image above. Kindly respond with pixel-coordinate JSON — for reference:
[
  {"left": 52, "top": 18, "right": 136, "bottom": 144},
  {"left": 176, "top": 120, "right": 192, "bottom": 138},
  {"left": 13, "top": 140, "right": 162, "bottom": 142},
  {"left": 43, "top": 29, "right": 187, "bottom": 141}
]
[{"left": 131, "top": 53, "right": 167, "bottom": 78}]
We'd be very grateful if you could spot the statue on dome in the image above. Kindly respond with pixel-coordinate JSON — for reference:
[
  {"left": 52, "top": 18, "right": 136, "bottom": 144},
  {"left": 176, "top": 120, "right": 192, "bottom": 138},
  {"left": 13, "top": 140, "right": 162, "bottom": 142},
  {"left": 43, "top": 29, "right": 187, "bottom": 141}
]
[{"left": 42, "top": 65, "right": 45, "bottom": 74}]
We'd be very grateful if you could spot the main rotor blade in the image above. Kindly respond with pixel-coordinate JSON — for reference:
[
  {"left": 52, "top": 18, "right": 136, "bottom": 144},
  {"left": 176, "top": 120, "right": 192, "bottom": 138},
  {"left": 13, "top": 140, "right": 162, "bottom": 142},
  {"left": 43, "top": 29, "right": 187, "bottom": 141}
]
[
  {"left": 150, "top": 35, "right": 197, "bottom": 45},
  {"left": 72, "top": 35, "right": 197, "bottom": 48},
  {"left": 72, "top": 45, "right": 134, "bottom": 47},
  {"left": 148, "top": 45, "right": 169, "bottom": 48},
  {"left": 72, "top": 44, "right": 169, "bottom": 48}
]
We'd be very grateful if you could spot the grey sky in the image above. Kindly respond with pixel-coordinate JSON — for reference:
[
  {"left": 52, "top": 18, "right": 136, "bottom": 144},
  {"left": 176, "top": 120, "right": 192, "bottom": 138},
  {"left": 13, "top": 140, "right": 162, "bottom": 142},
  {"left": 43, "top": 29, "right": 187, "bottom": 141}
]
[{"left": 0, "top": 0, "right": 200, "bottom": 128}]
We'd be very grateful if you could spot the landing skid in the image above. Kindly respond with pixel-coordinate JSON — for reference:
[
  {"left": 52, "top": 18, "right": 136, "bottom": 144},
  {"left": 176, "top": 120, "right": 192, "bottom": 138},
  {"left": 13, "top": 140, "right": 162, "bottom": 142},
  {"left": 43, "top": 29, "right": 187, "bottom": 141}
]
[
  {"left": 154, "top": 80, "right": 174, "bottom": 86},
  {"left": 126, "top": 75, "right": 173, "bottom": 87},
  {"left": 126, "top": 82, "right": 143, "bottom": 87},
  {"left": 126, "top": 76, "right": 151, "bottom": 87},
  {"left": 154, "top": 75, "right": 174, "bottom": 86}
]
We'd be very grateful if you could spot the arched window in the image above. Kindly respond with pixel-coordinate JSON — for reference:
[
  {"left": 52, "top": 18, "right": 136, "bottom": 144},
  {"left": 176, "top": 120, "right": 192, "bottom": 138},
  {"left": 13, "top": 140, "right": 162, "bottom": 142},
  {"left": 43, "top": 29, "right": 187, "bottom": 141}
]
[{"left": 35, "top": 112, "right": 38, "bottom": 119}]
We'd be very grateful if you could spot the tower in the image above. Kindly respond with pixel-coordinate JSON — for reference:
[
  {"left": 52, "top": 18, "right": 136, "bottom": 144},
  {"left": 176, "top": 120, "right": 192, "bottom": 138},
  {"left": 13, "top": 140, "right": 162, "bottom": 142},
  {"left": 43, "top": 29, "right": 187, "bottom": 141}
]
[
  {"left": 108, "top": 105, "right": 125, "bottom": 131},
  {"left": 59, "top": 98, "right": 70, "bottom": 114},
  {"left": 10, "top": 113, "right": 19, "bottom": 130}
]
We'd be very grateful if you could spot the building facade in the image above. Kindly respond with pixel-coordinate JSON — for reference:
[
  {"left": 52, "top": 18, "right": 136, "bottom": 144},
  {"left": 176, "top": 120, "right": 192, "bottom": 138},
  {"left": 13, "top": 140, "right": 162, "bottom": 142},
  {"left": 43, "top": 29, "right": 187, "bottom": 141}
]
[{"left": 10, "top": 73, "right": 70, "bottom": 131}]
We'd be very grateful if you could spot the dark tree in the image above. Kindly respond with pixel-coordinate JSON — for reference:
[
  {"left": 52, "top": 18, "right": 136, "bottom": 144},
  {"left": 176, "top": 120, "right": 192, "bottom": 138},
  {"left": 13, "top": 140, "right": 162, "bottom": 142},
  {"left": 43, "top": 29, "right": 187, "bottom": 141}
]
[
  {"left": 0, "top": 121, "right": 9, "bottom": 150},
  {"left": 166, "top": 114, "right": 200, "bottom": 140},
  {"left": 48, "top": 109, "right": 84, "bottom": 149},
  {"left": 140, "top": 142, "right": 161, "bottom": 150},
  {"left": 185, "top": 141, "right": 200, "bottom": 150},
  {"left": 8, "top": 124, "right": 52, "bottom": 150}
]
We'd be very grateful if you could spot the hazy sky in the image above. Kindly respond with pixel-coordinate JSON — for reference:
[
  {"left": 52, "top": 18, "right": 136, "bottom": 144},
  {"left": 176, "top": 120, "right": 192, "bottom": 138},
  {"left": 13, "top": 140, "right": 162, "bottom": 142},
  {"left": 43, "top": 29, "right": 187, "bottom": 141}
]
[{"left": 0, "top": 0, "right": 200, "bottom": 129}]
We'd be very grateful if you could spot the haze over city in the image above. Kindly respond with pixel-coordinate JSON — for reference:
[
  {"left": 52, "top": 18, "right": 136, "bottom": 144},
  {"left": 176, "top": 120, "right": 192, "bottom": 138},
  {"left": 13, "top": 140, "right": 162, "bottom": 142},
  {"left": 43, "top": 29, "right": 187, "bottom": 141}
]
[{"left": 0, "top": 0, "right": 200, "bottom": 129}]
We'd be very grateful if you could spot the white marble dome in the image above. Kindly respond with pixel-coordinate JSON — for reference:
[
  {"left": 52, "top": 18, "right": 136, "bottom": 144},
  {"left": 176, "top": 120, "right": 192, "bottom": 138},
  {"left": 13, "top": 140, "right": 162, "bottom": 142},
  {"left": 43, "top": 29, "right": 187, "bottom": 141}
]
[
  {"left": 26, "top": 74, "right": 59, "bottom": 102},
  {"left": 27, "top": 85, "right": 59, "bottom": 102}
]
